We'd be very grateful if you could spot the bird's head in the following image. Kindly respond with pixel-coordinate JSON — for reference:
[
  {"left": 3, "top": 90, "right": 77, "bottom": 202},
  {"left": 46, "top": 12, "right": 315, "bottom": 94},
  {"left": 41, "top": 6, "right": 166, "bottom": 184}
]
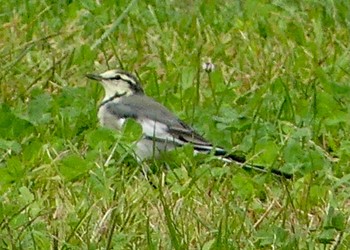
[{"left": 86, "top": 69, "right": 144, "bottom": 100}]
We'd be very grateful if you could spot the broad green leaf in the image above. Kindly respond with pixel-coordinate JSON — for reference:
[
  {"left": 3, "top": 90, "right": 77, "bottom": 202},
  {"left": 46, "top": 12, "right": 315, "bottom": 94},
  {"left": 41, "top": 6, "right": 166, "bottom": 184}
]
[
  {"left": 86, "top": 127, "right": 117, "bottom": 149},
  {"left": 0, "top": 104, "right": 34, "bottom": 140},
  {"left": 27, "top": 92, "right": 52, "bottom": 125},
  {"left": 18, "top": 186, "right": 35, "bottom": 203},
  {"left": 121, "top": 119, "right": 143, "bottom": 143},
  {"left": 3, "top": 156, "right": 26, "bottom": 183},
  {"left": 317, "top": 229, "right": 337, "bottom": 244},
  {"left": 0, "top": 139, "right": 22, "bottom": 154},
  {"left": 58, "top": 154, "right": 91, "bottom": 181}
]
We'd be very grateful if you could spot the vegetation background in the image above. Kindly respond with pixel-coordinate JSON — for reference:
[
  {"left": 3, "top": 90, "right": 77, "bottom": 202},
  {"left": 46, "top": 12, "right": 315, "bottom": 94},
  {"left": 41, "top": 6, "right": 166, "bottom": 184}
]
[{"left": 1, "top": 0, "right": 350, "bottom": 249}]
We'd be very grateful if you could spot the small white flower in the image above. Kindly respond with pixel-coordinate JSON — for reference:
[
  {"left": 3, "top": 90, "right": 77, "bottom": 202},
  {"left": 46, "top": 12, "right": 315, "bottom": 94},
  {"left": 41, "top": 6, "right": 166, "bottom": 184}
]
[{"left": 202, "top": 62, "right": 215, "bottom": 73}]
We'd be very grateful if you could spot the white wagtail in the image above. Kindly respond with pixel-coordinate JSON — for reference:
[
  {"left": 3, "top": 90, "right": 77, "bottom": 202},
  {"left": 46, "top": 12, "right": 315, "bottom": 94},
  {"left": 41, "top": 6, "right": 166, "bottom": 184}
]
[{"left": 86, "top": 69, "right": 292, "bottom": 178}]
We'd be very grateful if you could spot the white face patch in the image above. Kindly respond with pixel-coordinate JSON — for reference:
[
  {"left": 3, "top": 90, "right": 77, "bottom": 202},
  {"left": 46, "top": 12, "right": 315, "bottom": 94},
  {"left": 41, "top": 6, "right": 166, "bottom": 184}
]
[
  {"left": 98, "top": 70, "right": 136, "bottom": 100},
  {"left": 101, "top": 79, "right": 132, "bottom": 100}
]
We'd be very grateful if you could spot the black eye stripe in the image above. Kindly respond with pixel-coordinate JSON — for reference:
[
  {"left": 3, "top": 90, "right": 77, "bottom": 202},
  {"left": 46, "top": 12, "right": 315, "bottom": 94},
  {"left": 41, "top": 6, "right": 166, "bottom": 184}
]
[
  {"left": 110, "top": 75, "right": 137, "bottom": 87},
  {"left": 104, "top": 72, "right": 145, "bottom": 94},
  {"left": 110, "top": 75, "right": 121, "bottom": 80}
]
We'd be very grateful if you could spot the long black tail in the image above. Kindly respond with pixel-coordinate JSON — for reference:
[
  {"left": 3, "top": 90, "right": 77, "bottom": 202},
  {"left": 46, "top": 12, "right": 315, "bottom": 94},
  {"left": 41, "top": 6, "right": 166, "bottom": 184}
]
[{"left": 214, "top": 151, "right": 293, "bottom": 179}]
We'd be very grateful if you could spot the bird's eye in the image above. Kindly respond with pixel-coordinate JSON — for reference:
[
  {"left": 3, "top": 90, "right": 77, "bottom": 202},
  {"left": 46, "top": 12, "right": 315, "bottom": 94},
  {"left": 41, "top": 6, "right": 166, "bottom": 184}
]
[{"left": 111, "top": 75, "right": 121, "bottom": 80}]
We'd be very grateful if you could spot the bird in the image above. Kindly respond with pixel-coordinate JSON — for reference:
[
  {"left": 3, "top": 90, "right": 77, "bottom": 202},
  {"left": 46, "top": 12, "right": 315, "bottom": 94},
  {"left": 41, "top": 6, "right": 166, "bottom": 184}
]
[{"left": 86, "top": 69, "right": 292, "bottom": 179}]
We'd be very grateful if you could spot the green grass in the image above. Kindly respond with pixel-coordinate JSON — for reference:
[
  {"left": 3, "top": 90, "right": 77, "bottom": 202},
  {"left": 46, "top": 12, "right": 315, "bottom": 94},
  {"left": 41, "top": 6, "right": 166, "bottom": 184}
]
[{"left": 1, "top": 0, "right": 350, "bottom": 249}]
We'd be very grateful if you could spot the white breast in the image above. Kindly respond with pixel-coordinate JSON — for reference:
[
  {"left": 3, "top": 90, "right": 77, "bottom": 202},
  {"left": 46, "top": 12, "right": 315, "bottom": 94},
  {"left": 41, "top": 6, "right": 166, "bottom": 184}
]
[{"left": 98, "top": 105, "right": 125, "bottom": 130}]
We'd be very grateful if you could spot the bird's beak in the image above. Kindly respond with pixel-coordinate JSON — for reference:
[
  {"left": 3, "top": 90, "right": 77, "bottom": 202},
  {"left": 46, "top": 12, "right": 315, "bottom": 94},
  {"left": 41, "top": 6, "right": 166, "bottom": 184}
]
[{"left": 86, "top": 73, "right": 103, "bottom": 81}]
